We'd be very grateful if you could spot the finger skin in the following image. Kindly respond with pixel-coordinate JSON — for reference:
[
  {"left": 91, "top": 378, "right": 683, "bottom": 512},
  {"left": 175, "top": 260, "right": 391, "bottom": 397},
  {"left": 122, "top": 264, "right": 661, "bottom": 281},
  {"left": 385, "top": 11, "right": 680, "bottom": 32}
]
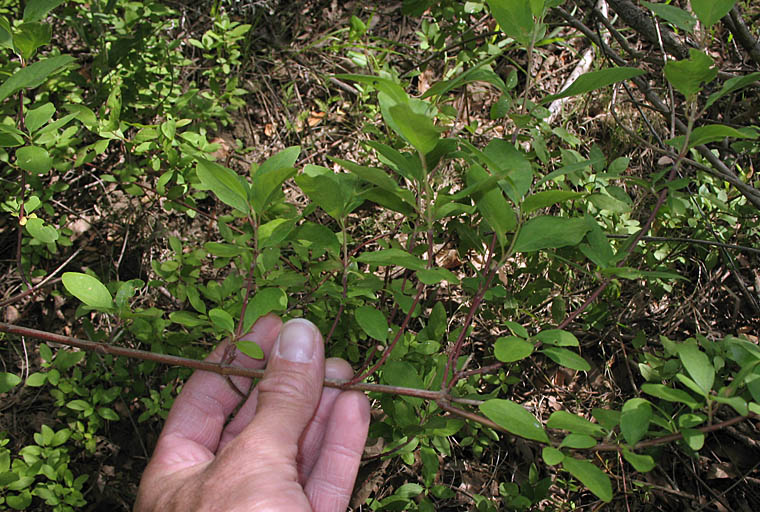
[
  {"left": 297, "top": 358, "right": 356, "bottom": 482},
  {"left": 305, "top": 391, "right": 370, "bottom": 512},
  {"left": 135, "top": 314, "right": 282, "bottom": 510}
]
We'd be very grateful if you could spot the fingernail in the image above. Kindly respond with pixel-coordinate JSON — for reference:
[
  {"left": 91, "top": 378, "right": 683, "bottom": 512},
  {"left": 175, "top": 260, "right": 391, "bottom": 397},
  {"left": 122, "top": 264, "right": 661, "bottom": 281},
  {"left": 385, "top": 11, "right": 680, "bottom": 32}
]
[{"left": 277, "top": 319, "right": 316, "bottom": 363}]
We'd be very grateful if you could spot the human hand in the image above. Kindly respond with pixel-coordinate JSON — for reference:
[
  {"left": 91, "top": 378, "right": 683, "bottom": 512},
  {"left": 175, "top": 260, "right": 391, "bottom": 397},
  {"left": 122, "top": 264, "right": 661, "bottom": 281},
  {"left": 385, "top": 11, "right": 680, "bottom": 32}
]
[{"left": 135, "top": 315, "right": 370, "bottom": 512}]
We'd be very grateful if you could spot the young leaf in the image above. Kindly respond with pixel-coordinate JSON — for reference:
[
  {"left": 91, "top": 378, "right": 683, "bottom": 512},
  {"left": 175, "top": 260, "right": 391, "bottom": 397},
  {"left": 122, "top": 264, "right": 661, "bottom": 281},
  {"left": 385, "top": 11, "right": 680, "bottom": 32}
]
[
  {"left": 547, "top": 410, "right": 605, "bottom": 437},
  {"left": 542, "top": 67, "right": 646, "bottom": 103},
  {"left": 0, "top": 372, "right": 22, "bottom": 393},
  {"left": 620, "top": 398, "right": 652, "bottom": 446},
  {"left": 249, "top": 146, "right": 300, "bottom": 214},
  {"left": 236, "top": 340, "right": 264, "bottom": 360},
  {"left": 641, "top": 383, "right": 700, "bottom": 409},
  {"left": 208, "top": 308, "right": 235, "bottom": 334},
  {"left": 62, "top": 272, "right": 113, "bottom": 309},
  {"left": 561, "top": 457, "right": 613, "bottom": 503},
  {"left": 466, "top": 164, "right": 516, "bottom": 248},
  {"left": 356, "top": 248, "right": 427, "bottom": 271},
  {"left": 542, "top": 446, "right": 565, "bottom": 466},
  {"left": 15, "top": 145, "right": 53, "bottom": 174},
  {"left": 196, "top": 159, "right": 250, "bottom": 214},
  {"left": 559, "top": 433, "right": 597, "bottom": 449},
  {"left": 522, "top": 190, "right": 583, "bottom": 215},
  {"left": 387, "top": 103, "right": 444, "bottom": 155},
  {"left": 622, "top": 448, "right": 656, "bottom": 472},
  {"left": 641, "top": 1, "right": 696, "bottom": 33},
  {"left": 690, "top": 0, "right": 737, "bottom": 29},
  {"left": 535, "top": 329, "right": 579, "bottom": 347},
  {"left": 541, "top": 347, "right": 590, "bottom": 372},
  {"left": 25, "top": 102, "right": 55, "bottom": 133},
  {"left": 0, "top": 55, "right": 75, "bottom": 103},
  {"left": 25, "top": 217, "right": 58, "bottom": 243},
  {"left": 705, "top": 72, "right": 760, "bottom": 109},
  {"left": 23, "top": 0, "right": 67, "bottom": 22},
  {"left": 486, "top": 0, "right": 535, "bottom": 46},
  {"left": 242, "top": 287, "right": 288, "bottom": 333},
  {"left": 514, "top": 216, "right": 590, "bottom": 253},
  {"left": 355, "top": 306, "right": 389, "bottom": 342},
  {"left": 494, "top": 336, "right": 534, "bottom": 363},
  {"left": 664, "top": 50, "right": 717, "bottom": 98},
  {"left": 479, "top": 399, "right": 550, "bottom": 443},
  {"left": 678, "top": 343, "right": 715, "bottom": 393}
]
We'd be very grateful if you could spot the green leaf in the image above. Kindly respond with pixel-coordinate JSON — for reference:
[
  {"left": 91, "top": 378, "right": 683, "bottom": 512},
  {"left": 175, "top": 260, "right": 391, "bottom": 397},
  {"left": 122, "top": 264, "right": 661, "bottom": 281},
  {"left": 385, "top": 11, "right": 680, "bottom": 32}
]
[
  {"left": 382, "top": 361, "right": 424, "bottom": 406},
  {"left": 559, "top": 433, "right": 597, "bottom": 449},
  {"left": 196, "top": 159, "right": 250, "bottom": 214},
  {"left": 335, "top": 74, "right": 409, "bottom": 105},
  {"left": 592, "top": 408, "right": 620, "bottom": 431},
  {"left": 15, "top": 145, "right": 53, "bottom": 174},
  {"left": 66, "top": 399, "right": 91, "bottom": 412},
  {"left": 356, "top": 248, "right": 427, "bottom": 271},
  {"left": 388, "top": 103, "right": 444, "bottom": 155},
  {"left": 486, "top": 0, "right": 535, "bottom": 46},
  {"left": 667, "top": 124, "right": 758, "bottom": 149},
  {"left": 641, "top": 1, "right": 696, "bottom": 33},
  {"left": 62, "top": 272, "right": 113, "bottom": 309},
  {"left": 333, "top": 157, "right": 416, "bottom": 208},
  {"left": 678, "top": 343, "right": 714, "bottom": 393},
  {"left": 13, "top": 22, "right": 51, "bottom": 60},
  {"left": 466, "top": 164, "right": 516, "bottom": 247},
  {"left": 97, "top": 407, "right": 120, "bottom": 421},
  {"left": 620, "top": 398, "right": 652, "bottom": 446},
  {"left": 6, "top": 490, "right": 32, "bottom": 510},
  {"left": 542, "top": 67, "right": 646, "bottom": 103},
  {"left": 366, "top": 140, "right": 424, "bottom": 183},
  {"left": 504, "top": 320, "right": 529, "bottom": 338},
  {"left": 24, "top": 217, "right": 58, "bottom": 243},
  {"left": 25, "top": 102, "right": 55, "bottom": 133},
  {"left": 691, "top": 0, "right": 737, "bottom": 29},
  {"left": 561, "top": 457, "right": 612, "bottom": 503},
  {"left": 705, "top": 72, "right": 760, "bottom": 109},
  {"left": 542, "top": 446, "right": 565, "bottom": 466},
  {"left": 235, "top": 340, "right": 264, "bottom": 360},
  {"left": 208, "top": 308, "right": 235, "bottom": 334},
  {"left": 482, "top": 139, "right": 533, "bottom": 202},
  {"left": 479, "top": 399, "right": 550, "bottom": 443},
  {"left": 622, "top": 448, "right": 656, "bottom": 472},
  {"left": 641, "top": 383, "right": 700, "bottom": 409},
  {"left": 416, "top": 268, "right": 460, "bottom": 285},
  {"left": 588, "top": 192, "right": 631, "bottom": 213},
  {"left": 23, "top": 0, "right": 67, "bottom": 22},
  {"left": 24, "top": 372, "right": 47, "bottom": 387},
  {"left": 169, "top": 311, "right": 207, "bottom": 328},
  {"left": 250, "top": 146, "right": 300, "bottom": 214},
  {"left": 295, "top": 165, "right": 362, "bottom": 222},
  {"left": 541, "top": 347, "right": 590, "bottom": 371},
  {"left": 514, "top": 216, "right": 590, "bottom": 253},
  {"left": 664, "top": 49, "right": 717, "bottom": 98},
  {"left": 242, "top": 287, "right": 288, "bottom": 333},
  {"left": 494, "top": 336, "right": 534, "bottom": 363},
  {"left": 535, "top": 329, "right": 578, "bottom": 347},
  {"left": 522, "top": 190, "right": 584, "bottom": 214},
  {"left": 0, "top": 55, "right": 75, "bottom": 103},
  {"left": 547, "top": 410, "right": 605, "bottom": 437},
  {"left": 680, "top": 428, "right": 705, "bottom": 450},
  {"left": 355, "top": 306, "right": 389, "bottom": 342},
  {"left": 204, "top": 242, "right": 246, "bottom": 257},
  {"left": 0, "top": 372, "right": 22, "bottom": 393},
  {"left": 422, "top": 64, "right": 508, "bottom": 98}
]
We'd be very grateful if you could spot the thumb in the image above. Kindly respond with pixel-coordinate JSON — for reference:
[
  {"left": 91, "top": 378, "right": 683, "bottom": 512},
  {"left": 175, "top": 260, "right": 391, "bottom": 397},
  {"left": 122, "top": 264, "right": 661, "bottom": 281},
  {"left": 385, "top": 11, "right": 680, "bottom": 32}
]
[{"left": 244, "top": 318, "right": 325, "bottom": 452}]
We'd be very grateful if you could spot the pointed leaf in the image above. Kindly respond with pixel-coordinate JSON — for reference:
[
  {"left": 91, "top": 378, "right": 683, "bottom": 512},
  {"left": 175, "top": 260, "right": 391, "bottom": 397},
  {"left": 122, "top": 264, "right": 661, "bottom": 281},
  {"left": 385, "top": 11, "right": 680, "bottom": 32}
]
[
  {"left": 355, "top": 306, "right": 389, "bottom": 342},
  {"left": 0, "top": 372, "right": 21, "bottom": 393},
  {"left": 242, "top": 287, "right": 288, "bottom": 333},
  {"left": 547, "top": 411, "right": 605, "bottom": 437},
  {"left": 486, "top": 0, "right": 535, "bottom": 45},
  {"left": 691, "top": 0, "right": 737, "bottom": 29},
  {"left": 62, "top": 272, "right": 113, "bottom": 309},
  {"left": 522, "top": 190, "right": 583, "bottom": 214},
  {"left": 541, "top": 347, "right": 590, "bottom": 371},
  {"left": 620, "top": 398, "right": 652, "bottom": 446},
  {"left": 706, "top": 72, "right": 760, "bottom": 109},
  {"left": 678, "top": 344, "right": 714, "bottom": 393},
  {"left": 479, "top": 399, "right": 549, "bottom": 443},
  {"left": 664, "top": 49, "right": 717, "bottom": 98},
  {"left": 562, "top": 457, "right": 613, "bottom": 502},
  {"left": 542, "top": 67, "right": 646, "bottom": 103},
  {"left": 235, "top": 340, "right": 264, "bottom": 360},
  {"left": 208, "top": 308, "right": 235, "bottom": 334},
  {"left": 0, "top": 55, "right": 75, "bottom": 103},
  {"left": 250, "top": 146, "right": 300, "bottom": 214},
  {"left": 494, "top": 336, "right": 534, "bottom": 362},
  {"left": 196, "top": 159, "right": 249, "bottom": 214},
  {"left": 23, "top": 0, "right": 67, "bottom": 22},
  {"left": 514, "top": 216, "right": 590, "bottom": 253},
  {"left": 641, "top": 1, "right": 696, "bottom": 33},
  {"left": 356, "top": 249, "right": 427, "bottom": 271}
]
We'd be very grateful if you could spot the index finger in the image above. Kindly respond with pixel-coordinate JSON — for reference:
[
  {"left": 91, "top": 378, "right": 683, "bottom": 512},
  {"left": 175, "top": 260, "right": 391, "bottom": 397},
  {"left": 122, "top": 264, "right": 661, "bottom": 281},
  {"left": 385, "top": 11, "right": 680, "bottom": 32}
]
[{"left": 158, "top": 314, "right": 282, "bottom": 453}]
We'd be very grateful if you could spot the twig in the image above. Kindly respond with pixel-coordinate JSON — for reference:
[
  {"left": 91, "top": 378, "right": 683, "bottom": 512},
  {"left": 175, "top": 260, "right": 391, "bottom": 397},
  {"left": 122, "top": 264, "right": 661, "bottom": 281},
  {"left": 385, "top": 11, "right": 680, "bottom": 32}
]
[{"left": 0, "top": 248, "right": 82, "bottom": 308}]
